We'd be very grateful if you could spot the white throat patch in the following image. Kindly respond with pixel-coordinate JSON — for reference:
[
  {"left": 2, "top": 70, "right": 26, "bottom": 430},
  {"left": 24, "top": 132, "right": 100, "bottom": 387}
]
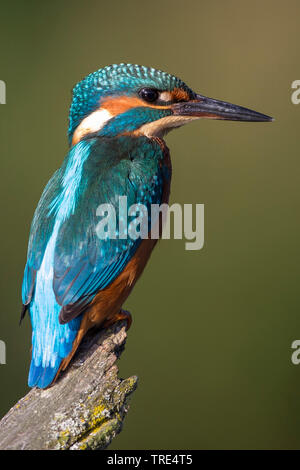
[
  {"left": 136, "top": 115, "right": 199, "bottom": 138},
  {"left": 72, "top": 108, "right": 112, "bottom": 145}
]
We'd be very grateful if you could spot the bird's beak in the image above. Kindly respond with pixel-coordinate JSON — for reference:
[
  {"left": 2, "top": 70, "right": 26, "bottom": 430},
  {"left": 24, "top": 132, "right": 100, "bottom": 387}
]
[{"left": 172, "top": 94, "right": 273, "bottom": 122}]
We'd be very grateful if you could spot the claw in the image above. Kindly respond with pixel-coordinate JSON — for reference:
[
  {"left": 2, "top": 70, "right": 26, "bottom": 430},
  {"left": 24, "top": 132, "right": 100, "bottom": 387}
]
[{"left": 102, "top": 309, "right": 132, "bottom": 331}]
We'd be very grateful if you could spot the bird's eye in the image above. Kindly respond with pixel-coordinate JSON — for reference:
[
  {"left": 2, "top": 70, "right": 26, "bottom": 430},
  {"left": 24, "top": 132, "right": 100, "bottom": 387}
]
[{"left": 139, "top": 88, "right": 159, "bottom": 103}]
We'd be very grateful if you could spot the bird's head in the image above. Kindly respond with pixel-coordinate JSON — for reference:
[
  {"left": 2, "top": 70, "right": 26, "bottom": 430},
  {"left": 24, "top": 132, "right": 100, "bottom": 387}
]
[{"left": 69, "top": 63, "right": 272, "bottom": 146}]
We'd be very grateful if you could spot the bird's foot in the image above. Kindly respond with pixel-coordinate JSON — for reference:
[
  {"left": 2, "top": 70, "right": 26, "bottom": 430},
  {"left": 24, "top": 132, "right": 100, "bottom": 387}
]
[{"left": 102, "top": 309, "right": 132, "bottom": 331}]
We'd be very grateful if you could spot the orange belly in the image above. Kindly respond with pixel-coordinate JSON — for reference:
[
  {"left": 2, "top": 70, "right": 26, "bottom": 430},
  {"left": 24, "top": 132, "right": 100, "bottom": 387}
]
[{"left": 86, "top": 236, "right": 158, "bottom": 328}]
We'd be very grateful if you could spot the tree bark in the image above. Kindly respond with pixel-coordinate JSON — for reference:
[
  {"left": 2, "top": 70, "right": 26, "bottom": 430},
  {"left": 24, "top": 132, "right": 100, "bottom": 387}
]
[{"left": 0, "top": 321, "right": 138, "bottom": 450}]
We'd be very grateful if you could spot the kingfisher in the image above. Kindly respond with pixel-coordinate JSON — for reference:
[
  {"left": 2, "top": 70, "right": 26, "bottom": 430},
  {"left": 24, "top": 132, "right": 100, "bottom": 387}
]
[{"left": 21, "top": 64, "right": 272, "bottom": 388}]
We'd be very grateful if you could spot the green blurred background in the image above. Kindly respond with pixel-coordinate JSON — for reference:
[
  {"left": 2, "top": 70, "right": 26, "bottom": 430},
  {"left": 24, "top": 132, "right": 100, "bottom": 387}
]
[{"left": 0, "top": 0, "right": 300, "bottom": 450}]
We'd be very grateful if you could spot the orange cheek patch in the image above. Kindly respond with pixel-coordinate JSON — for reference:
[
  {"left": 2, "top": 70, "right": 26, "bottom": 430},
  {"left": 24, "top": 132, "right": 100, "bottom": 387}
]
[
  {"left": 71, "top": 96, "right": 173, "bottom": 146},
  {"left": 101, "top": 96, "right": 146, "bottom": 115},
  {"left": 172, "top": 87, "right": 190, "bottom": 102},
  {"left": 101, "top": 95, "right": 172, "bottom": 115}
]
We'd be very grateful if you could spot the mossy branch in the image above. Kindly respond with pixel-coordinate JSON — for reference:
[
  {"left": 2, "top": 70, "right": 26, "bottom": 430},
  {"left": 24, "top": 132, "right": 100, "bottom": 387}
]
[{"left": 0, "top": 321, "right": 138, "bottom": 450}]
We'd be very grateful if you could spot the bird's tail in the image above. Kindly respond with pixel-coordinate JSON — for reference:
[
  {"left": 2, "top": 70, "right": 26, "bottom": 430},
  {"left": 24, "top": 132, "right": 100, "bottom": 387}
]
[
  {"left": 28, "top": 314, "right": 83, "bottom": 389},
  {"left": 28, "top": 360, "right": 62, "bottom": 389}
]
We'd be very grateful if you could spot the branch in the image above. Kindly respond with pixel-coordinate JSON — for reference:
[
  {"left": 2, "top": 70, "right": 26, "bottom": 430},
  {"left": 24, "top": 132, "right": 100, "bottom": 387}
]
[{"left": 0, "top": 321, "right": 138, "bottom": 450}]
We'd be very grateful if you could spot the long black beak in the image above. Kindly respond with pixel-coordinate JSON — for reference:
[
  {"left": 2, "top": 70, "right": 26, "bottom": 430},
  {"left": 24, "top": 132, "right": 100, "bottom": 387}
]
[{"left": 173, "top": 94, "right": 273, "bottom": 122}]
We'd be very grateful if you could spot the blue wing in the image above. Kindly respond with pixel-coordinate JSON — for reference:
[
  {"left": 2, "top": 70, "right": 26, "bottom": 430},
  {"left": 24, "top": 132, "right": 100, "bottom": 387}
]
[
  {"left": 53, "top": 137, "right": 166, "bottom": 321},
  {"left": 22, "top": 136, "right": 167, "bottom": 388}
]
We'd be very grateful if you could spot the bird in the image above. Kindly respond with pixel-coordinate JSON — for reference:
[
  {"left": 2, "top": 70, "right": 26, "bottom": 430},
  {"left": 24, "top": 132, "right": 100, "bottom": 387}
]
[{"left": 21, "top": 63, "right": 273, "bottom": 388}]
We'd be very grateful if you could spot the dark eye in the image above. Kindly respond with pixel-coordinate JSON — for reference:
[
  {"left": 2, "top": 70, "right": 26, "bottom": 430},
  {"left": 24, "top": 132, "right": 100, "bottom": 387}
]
[{"left": 139, "top": 88, "right": 159, "bottom": 103}]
